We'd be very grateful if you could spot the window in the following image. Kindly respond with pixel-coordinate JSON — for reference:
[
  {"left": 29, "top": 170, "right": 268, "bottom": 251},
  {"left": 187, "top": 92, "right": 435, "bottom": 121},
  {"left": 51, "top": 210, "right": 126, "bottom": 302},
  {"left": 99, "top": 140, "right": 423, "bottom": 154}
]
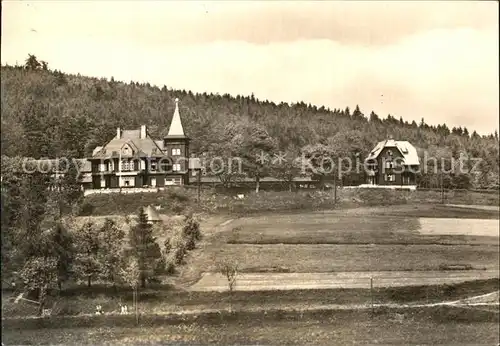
[
  {"left": 150, "top": 161, "right": 157, "bottom": 172},
  {"left": 122, "top": 146, "right": 130, "bottom": 155},
  {"left": 121, "top": 160, "right": 130, "bottom": 171},
  {"left": 160, "top": 162, "right": 171, "bottom": 172},
  {"left": 99, "top": 163, "right": 106, "bottom": 172},
  {"left": 100, "top": 178, "right": 106, "bottom": 188},
  {"left": 387, "top": 150, "right": 393, "bottom": 156},
  {"left": 385, "top": 161, "right": 394, "bottom": 169},
  {"left": 385, "top": 174, "right": 395, "bottom": 182},
  {"left": 172, "top": 177, "right": 182, "bottom": 185},
  {"left": 172, "top": 148, "right": 181, "bottom": 156},
  {"left": 173, "top": 163, "right": 181, "bottom": 172}
]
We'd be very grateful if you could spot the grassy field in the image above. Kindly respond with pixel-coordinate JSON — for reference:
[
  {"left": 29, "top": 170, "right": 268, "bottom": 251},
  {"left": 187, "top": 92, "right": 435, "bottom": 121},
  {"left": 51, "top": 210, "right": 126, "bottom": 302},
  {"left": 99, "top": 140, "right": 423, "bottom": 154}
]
[
  {"left": 3, "top": 306, "right": 499, "bottom": 345},
  {"left": 176, "top": 205, "right": 499, "bottom": 285},
  {"left": 209, "top": 244, "right": 499, "bottom": 273}
]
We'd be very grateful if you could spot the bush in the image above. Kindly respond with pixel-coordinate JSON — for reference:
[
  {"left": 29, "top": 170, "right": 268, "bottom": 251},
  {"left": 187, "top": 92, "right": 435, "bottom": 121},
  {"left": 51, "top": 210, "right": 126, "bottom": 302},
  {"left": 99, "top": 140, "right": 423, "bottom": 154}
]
[
  {"left": 173, "top": 242, "right": 187, "bottom": 265},
  {"left": 164, "top": 260, "right": 176, "bottom": 275},
  {"left": 78, "top": 202, "right": 95, "bottom": 216},
  {"left": 182, "top": 215, "right": 201, "bottom": 250}
]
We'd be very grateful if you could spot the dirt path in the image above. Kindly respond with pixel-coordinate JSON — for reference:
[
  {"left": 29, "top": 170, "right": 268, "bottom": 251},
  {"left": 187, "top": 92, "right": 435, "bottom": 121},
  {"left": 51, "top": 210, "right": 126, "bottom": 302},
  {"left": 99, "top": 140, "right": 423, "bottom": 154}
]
[
  {"left": 190, "top": 270, "right": 499, "bottom": 292},
  {"left": 5, "top": 291, "right": 497, "bottom": 323},
  {"left": 445, "top": 204, "right": 500, "bottom": 212}
]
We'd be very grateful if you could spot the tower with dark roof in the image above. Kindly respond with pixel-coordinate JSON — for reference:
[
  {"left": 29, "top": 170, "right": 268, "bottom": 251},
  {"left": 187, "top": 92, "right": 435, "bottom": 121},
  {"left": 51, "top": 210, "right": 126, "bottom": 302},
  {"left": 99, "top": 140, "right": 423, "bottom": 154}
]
[{"left": 164, "top": 98, "right": 190, "bottom": 185}]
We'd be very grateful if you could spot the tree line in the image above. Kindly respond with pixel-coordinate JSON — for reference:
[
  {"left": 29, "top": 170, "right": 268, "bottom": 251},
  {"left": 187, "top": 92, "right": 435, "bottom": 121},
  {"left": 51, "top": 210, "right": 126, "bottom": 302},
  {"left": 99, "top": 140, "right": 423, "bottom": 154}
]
[{"left": 1, "top": 55, "right": 498, "bottom": 190}]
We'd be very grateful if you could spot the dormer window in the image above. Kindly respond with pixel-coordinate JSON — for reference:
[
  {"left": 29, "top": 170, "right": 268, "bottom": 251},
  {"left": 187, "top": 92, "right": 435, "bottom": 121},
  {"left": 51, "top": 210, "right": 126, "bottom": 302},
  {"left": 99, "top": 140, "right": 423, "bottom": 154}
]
[
  {"left": 387, "top": 150, "right": 393, "bottom": 156},
  {"left": 122, "top": 146, "right": 130, "bottom": 155}
]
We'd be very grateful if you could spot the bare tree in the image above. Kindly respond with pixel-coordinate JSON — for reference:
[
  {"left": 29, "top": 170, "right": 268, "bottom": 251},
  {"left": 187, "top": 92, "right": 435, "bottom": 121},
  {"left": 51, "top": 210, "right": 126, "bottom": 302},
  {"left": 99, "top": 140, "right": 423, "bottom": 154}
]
[{"left": 218, "top": 260, "right": 239, "bottom": 312}]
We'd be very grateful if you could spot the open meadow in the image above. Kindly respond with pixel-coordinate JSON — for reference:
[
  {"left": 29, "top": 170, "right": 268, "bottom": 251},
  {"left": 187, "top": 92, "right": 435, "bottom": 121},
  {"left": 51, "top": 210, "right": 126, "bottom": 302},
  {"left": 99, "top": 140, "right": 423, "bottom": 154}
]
[{"left": 182, "top": 204, "right": 499, "bottom": 290}]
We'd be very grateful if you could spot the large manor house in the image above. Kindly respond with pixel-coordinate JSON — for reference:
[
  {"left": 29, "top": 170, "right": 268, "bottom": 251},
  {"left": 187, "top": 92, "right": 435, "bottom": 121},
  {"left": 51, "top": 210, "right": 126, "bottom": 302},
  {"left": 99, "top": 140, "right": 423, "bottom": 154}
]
[
  {"left": 37, "top": 99, "right": 421, "bottom": 193},
  {"left": 87, "top": 98, "right": 198, "bottom": 190}
]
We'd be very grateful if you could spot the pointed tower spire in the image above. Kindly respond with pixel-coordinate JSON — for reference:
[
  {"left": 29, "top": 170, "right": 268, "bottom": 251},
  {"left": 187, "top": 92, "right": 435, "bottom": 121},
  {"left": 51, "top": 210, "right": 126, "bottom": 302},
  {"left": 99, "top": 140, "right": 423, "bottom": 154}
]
[{"left": 167, "top": 98, "right": 186, "bottom": 137}]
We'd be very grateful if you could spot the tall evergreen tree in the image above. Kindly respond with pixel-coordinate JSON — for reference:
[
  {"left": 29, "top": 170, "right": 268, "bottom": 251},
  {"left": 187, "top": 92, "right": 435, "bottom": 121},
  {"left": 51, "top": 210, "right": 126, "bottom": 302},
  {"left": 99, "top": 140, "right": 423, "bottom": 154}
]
[{"left": 128, "top": 208, "right": 162, "bottom": 288}]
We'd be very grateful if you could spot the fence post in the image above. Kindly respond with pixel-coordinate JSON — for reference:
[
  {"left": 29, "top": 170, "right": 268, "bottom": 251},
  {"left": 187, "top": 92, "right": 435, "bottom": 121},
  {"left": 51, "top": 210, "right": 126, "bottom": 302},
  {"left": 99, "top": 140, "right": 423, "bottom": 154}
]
[
  {"left": 370, "top": 277, "right": 374, "bottom": 315},
  {"left": 333, "top": 176, "right": 337, "bottom": 204},
  {"left": 440, "top": 172, "right": 444, "bottom": 204},
  {"left": 134, "top": 286, "right": 139, "bottom": 325},
  {"left": 197, "top": 169, "right": 201, "bottom": 203}
]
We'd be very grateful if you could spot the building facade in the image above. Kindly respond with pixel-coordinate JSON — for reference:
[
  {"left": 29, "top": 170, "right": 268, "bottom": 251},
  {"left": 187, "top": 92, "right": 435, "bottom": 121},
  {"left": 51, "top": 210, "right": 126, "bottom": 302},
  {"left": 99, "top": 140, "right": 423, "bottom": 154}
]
[
  {"left": 365, "top": 139, "right": 420, "bottom": 187},
  {"left": 88, "top": 98, "right": 197, "bottom": 189}
]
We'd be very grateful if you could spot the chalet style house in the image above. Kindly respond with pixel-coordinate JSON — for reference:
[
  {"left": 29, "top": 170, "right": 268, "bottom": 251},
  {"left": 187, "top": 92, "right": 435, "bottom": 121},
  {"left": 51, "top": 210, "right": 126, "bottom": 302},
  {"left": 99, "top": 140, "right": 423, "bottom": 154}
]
[
  {"left": 365, "top": 139, "right": 420, "bottom": 187},
  {"left": 88, "top": 98, "right": 199, "bottom": 190}
]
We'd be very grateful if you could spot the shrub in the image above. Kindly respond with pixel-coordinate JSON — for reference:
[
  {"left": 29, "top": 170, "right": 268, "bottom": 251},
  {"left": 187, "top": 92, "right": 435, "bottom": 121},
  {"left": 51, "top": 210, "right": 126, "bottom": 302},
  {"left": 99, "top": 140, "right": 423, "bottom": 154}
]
[
  {"left": 166, "top": 228, "right": 188, "bottom": 265},
  {"left": 182, "top": 215, "right": 201, "bottom": 250},
  {"left": 173, "top": 242, "right": 187, "bottom": 265},
  {"left": 164, "top": 259, "right": 176, "bottom": 275},
  {"left": 78, "top": 202, "right": 95, "bottom": 216}
]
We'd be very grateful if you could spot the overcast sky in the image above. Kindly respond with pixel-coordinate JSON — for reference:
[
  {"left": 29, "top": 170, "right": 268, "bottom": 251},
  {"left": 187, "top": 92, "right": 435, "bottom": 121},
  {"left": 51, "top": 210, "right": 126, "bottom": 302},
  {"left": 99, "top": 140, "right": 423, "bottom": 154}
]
[{"left": 2, "top": 1, "right": 498, "bottom": 134}]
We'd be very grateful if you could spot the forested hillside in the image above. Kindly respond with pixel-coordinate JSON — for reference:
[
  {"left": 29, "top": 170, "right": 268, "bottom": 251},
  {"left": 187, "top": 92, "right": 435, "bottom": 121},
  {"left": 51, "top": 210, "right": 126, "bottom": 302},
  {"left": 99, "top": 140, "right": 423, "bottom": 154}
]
[{"left": 1, "top": 56, "right": 499, "bottom": 189}]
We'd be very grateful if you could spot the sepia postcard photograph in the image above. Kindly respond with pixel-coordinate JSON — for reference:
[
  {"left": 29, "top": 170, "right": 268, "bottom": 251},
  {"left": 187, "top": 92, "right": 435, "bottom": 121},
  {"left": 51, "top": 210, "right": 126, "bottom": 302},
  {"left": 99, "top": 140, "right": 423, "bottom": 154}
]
[{"left": 1, "top": 0, "right": 499, "bottom": 345}]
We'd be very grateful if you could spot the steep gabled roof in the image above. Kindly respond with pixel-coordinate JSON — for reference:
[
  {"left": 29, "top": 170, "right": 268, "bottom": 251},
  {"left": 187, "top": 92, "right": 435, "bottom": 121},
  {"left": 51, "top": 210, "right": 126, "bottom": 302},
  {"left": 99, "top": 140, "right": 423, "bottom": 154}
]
[
  {"left": 366, "top": 139, "right": 420, "bottom": 166},
  {"left": 92, "top": 129, "right": 165, "bottom": 159},
  {"left": 166, "top": 98, "right": 187, "bottom": 138}
]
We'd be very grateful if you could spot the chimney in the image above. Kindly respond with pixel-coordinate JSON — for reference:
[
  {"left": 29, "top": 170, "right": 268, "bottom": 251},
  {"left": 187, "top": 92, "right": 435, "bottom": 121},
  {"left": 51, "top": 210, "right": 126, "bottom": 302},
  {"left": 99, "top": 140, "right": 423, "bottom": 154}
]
[
  {"left": 140, "top": 125, "right": 147, "bottom": 139},
  {"left": 116, "top": 127, "right": 121, "bottom": 139}
]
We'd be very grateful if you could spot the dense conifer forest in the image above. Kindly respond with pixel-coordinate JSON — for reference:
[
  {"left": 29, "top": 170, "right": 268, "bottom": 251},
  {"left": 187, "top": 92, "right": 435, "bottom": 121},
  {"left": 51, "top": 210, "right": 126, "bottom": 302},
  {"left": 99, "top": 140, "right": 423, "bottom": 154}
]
[{"left": 1, "top": 55, "right": 499, "bottom": 189}]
